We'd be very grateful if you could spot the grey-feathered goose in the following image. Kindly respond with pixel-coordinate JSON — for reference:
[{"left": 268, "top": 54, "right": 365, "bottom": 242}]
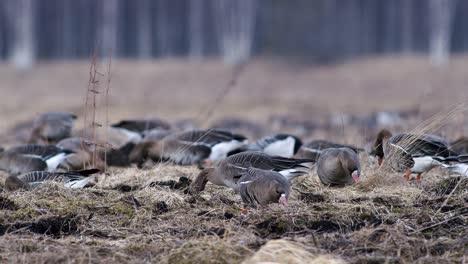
[
  {"left": 239, "top": 167, "right": 290, "bottom": 208},
  {"left": 316, "top": 148, "right": 360, "bottom": 186},
  {"left": 56, "top": 137, "right": 106, "bottom": 170},
  {"left": 0, "top": 152, "right": 47, "bottom": 175},
  {"left": 372, "top": 129, "right": 458, "bottom": 182},
  {"left": 29, "top": 112, "right": 77, "bottom": 144},
  {"left": 297, "top": 140, "right": 363, "bottom": 161},
  {"left": 4, "top": 169, "right": 100, "bottom": 191},
  {"left": 435, "top": 154, "right": 468, "bottom": 177},
  {"left": 111, "top": 119, "right": 171, "bottom": 134},
  {"left": 6, "top": 144, "right": 74, "bottom": 170},
  {"left": 129, "top": 129, "right": 247, "bottom": 165},
  {"left": 189, "top": 152, "right": 313, "bottom": 194},
  {"left": 228, "top": 134, "right": 303, "bottom": 158}
]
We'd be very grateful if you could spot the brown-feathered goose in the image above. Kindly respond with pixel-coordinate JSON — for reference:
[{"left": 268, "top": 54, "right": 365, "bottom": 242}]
[
  {"left": 4, "top": 169, "right": 100, "bottom": 191},
  {"left": 111, "top": 119, "right": 171, "bottom": 134},
  {"left": 297, "top": 140, "right": 363, "bottom": 161},
  {"left": 228, "top": 134, "right": 303, "bottom": 158},
  {"left": 239, "top": 168, "right": 290, "bottom": 208},
  {"left": 129, "top": 129, "right": 247, "bottom": 165},
  {"left": 56, "top": 137, "right": 105, "bottom": 170},
  {"left": 29, "top": 112, "right": 77, "bottom": 144},
  {"left": 316, "top": 148, "right": 360, "bottom": 186},
  {"left": 189, "top": 152, "right": 313, "bottom": 194},
  {"left": 371, "top": 129, "right": 458, "bottom": 182}
]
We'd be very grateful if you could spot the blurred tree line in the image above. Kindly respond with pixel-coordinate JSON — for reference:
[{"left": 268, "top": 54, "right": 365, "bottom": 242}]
[{"left": 0, "top": 0, "right": 463, "bottom": 70}]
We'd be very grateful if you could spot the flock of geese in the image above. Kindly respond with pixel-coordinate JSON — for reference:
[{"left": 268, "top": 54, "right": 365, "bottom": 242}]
[{"left": 1, "top": 111, "right": 468, "bottom": 212}]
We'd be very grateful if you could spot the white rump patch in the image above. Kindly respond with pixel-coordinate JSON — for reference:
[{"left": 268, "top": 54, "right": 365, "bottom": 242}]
[
  {"left": 46, "top": 153, "right": 68, "bottom": 171},
  {"left": 263, "top": 137, "right": 295, "bottom": 158},
  {"left": 209, "top": 140, "right": 246, "bottom": 161}
]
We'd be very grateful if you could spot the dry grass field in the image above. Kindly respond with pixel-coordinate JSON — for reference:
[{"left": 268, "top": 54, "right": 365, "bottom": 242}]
[{"left": 0, "top": 55, "right": 466, "bottom": 263}]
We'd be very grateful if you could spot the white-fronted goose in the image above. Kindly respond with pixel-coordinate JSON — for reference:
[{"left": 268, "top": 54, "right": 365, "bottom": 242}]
[
  {"left": 239, "top": 167, "right": 290, "bottom": 208},
  {"left": 4, "top": 169, "right": 100, "bottom": 191},
  {"left": 297, "top": 140, "right": 364, "bottom": 161},
  {"left": 29, "top": 112, "right": 77, "bottom": 144},
  {"left": 111, "top": 119, "right": 171, "bottom": 134},
  {"left": 316, "top": 148, "right": 360, "bottom": 186},
  {"left": 372, "top": 129, "right": 458, "bottom": 182},
  {"left": 228, "top": 134, "right": 303, "bottom": 158},
  {"left": 189, "top": 152, "right": 313, "bottom": 194},
  {"left": 6, "top": 144, "right": 74, "bottom": 171},
  {"left": 56, "top": 137, "right": 105, "bottom": 170},
  {"left": 129, "top": 129, "right": 247, "bottom": 165},
  {"left": 0, "top": 152, "right": 47, "bottom": 175}
]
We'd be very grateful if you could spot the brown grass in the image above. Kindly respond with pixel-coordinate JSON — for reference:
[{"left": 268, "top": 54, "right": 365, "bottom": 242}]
[{"left": 0, "top": 56, "right": 466, "bottom": 263}]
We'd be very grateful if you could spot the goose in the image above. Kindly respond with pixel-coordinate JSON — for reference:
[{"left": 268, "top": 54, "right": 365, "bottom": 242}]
[
  {"left": 316, "top": 148, "right": 360, "bottom": 186},
  {"left": 435, "top": 154, "right": 468, "bottom": 177},
  {"left": 56, "top": 137, "right": 105, "bottom": 170},
  {"left": 129, "top": 129, "right": 247, "bottom": 165},
  {"left": 189, "top": 152, "right": 313, "bottom": 194},
  {"left": 111, "top": 119, "right": 171, "bottom": 134},
  {"left": 4, "top": 169, "right": 100, "bottom": 191},
  {"left": 239, "top": 167, "right": 290, "bottom": 209},
  {"left": 371, "top": 129, "right": 458, "bottom": 182},
  {"left": 297, "top": 140, "right": 363, "bottom": 161},
  {"left": 5, "top": 144, "right": 74, "bottom": 171},
  {"left": 228, "top": 134, "right": 303, "bottom": 158},
  {"left": 29, "top": 112, "right": 77, "bottom": 144},
  {"left": 0, "top": 152, "right": 47, "bottom": 175}
]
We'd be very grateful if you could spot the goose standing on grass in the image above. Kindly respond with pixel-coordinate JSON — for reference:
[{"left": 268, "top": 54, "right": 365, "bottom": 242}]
[
  {"left": 297, "top": 140, "right": 363, "bottom": 161},
  {"left": 228, "top": 134, "right": 303, "bottom": 158},
  {"left": 56, "top": 137, "right": 106, "bottom": 171},
  {"left": 129, "top": 129, "right": 247, "bottom": 166},
  {"left": 371, "top": 129, "right": 458, "bottom": 182},
  {"left": 189, "top": 152, "right": 313, "bottom": 194},
  {"left": 4, "top": 169, "right": 100, "bottom": 191},
  {"left": 239, "top": 168, "right": 290, "bottom": 209},
  {"left": 316, "top": 148, "right": 360, "bottom": 186},
  {"left": 29, "top": 112, "right": 77, "bottom": 144}
]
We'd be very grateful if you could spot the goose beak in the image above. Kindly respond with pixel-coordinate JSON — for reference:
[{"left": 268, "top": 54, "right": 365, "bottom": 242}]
[
  {"left": 352, "top": 171, "right": 360, "bottom": 183},
  {"left": 279, "top": 193, "right": 288, "bottom": 206},
  {"left": 377, "top": 157, "right": 383, "bottom": 166}
]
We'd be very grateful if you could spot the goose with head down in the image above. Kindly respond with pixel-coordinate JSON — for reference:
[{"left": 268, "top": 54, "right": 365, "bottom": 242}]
[
  {"left": 29, "top": 112, "right": 77, "bottom": 144},
  {"left": 129, "top": 129, "right": 247, "bottom": 166},
  {"left": 371, "top": 129, "right": 458, "bottom": 182},
  {"left": 189, "top": 152, "right": 313, "bottom": 194},
  {"left": 316, "top": 147, "right": 360, "bottom": 186},
  {"left": 5, "top": 169, "right": 100, "bottom": 191}
]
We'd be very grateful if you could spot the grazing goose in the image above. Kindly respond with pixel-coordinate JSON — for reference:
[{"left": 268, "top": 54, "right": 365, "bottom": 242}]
[
  {"left": 29, "top": 112, "right": 77, "bottom": 144},
  {"left": 189, "top": 152, "right": 313, "bottom": 194},
  {"left": 56, "top": 137, "right": 105, "bottom": 170},
  {"left": 372, "top": 129, "right": 458, "bottom": 182},
  {"left": 297, "top": 140, "right": 363, "bottom": 161},
  {"left": 239, "top": 167, "right": 290, "bottom": 209},
  {"left": 111, "top": 119, "right": 171, "bottom": 134},
  {"left": 4, "top": 169, "right": 100, "bottom": 191},
  {"left": 228, "top": 134, "right": 303, "bottom": 158},
  {"left": 0, "top": 152, "right": 47, "bottom": 175},
  {"left": 129, "top": 129, "right": 247, "bottom": 165},
  {"left": 316, "top": 148, "right": 360, "bottom": 186},
  {"left": 5, "top": 144, "right": 74, "bottom": 171}
]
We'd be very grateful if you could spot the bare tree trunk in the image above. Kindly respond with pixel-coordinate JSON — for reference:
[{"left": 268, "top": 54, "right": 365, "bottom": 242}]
[
  {"left": 7, "top": 0, "right": 34, "bottom": 71},
  {"left": 188, "top": 0, "right": 204, "bottom": 59},
  {"left": 137, "top": 0, "right": 152, "bottom": 58},
  {"left": 429, "top": 0, "right": 457, "bottom": 66},
  {"left": 213, "top": 0, "right": 258, "bottom": 64},
  {"left": 99, "top": 0, "right": 119, "bottom": 58},
  {"left": 401, "top": 0, "right": 414, "bottom": 53}
]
